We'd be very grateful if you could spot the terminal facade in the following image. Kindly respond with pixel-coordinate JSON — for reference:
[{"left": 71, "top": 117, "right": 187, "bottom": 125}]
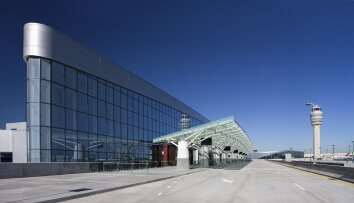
[{"left": 24, "top": 23, "right": 208, "bottom": 163}]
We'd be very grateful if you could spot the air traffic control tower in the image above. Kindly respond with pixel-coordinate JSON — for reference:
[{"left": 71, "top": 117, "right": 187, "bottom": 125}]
[{"left": 306, "top": 103, "right": 323, "bottom": 163}]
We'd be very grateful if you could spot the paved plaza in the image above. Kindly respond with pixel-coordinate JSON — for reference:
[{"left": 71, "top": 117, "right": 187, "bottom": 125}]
[
  {"left": 0, "top": 160, "right": 353, "bottom": 202},
  {"left": 67, "top": 160, "right": 354, "bottom": 203}
]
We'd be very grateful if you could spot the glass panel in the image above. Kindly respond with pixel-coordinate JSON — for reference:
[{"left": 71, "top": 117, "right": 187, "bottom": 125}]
[
  {"left": 52, "top": 128, "right": 65, "bottom": 150},
  {"left": 121, "top": 94, "right": 127, "bottom": 109},
  {"left": 77, "top": 92, "right": 88, "bottom": 113},
  {"left": 40, "top": 80, "right": 50, "bottom": 103},
  {"left": 114, "top": 106, "right": 120, "bottom": 122},
  {"left": 78, "top": 72, "right": 87, "bottom": 93},
  {"left": 27, "top": 58, "right": 40, "bottom": 79},
  {"left": 66, "top": 130, "right": 78, "bottom": 151},
  {"left": 128, "top": 125, "right": 133, "bottom": 139},
  {"left": 40, "top": 58, "right": 51, "bottom": 80},
  {"left": 66, "top": 88, "right": 77, "bottom": 110},
  {"left": 98, "top": 100, "right": 105, "bottom": 118},
  {"left": 89, "top": 151, "right": 98, "bottom": 161},
  {"left": 29, "top": 103, "right": 40, "bottom": 126},
  {"left": 40, "top": 127, "right": 51, "bottom": 149},
  {"left": 29, "top": 150, "right": 40, "bottom": 162},
  {"left": 106, "top": 86, "right": 113, "bottom": 104},
  {"left": 52, "top": 105, "right": 65, "bottom": 128},
  {"left": 98, "top": 152, "right": 106, "bottom": 161},
  {"left": 40, "top": 150, "right": 51, "bottom": 162},
  {"left": 89, "top": 133, "right": 97, "bottom": 153},
  {"left": 114, "top": 122, "right": 120, "bottom": 137},
  {"left": 128, "top": 111, "right": 133, "bottom": 125},
  {"left": 98, "top": 118, "right": 106, "bottom": 135},
  {"left": 88, "top": 96, "right": 97, "bottom": 116},
  {"left": 52, "top": 150, "right": 65, "bottom": 162},
  {"left": 106, "top": 103, "right": 113, "bottom": 120},
  {"left": 30, "top": 126, "right": 40, "bottom": 149},
  {"left": 66, "top": 150, "right": 77, "bottom": 162},
  {"left": 65, "top": 67, "right": 77, "bottom": 89},
  {"left": 107, "top": 136, "right": 114, "bottom": 152},
  {"left": 40, "top": 103, "right": 50, "bottom": 126},
  {"left": 128, "top": 97, "right": 133, "bottom": 111},
  {"left": 114, "top": 89, "right": 120, "bottom": 106},
  {"left": 78, "top": 132, "right": 88, "bottom": 152},
  {"left": 97, "top": 135, "right": 106, "bottom": 152},
  {"left": 66, "top": 109, "right": 77, "bottom": 130},
  {"left": 77, "top": 112, "right": 88, "bottom": 132},
  {"left": 87, "top": 76, "right": 97, "bottom": 97},
  {"left": 88, "top": 115, "right": 97, "bottom": 134},
  {"left": 107, "top": 120, "right": 114, "bottom": 137},
  {"left": 98, "top": 82, "right": 105, "bottom": 101},
  {"left": 51, "top": 62, "right": 65, "bottom": 85},
  {"left": 52, "top": 83, "right": 65, "bottom": 107},
  {"left": 28, "top": 79, "right": 40, "bottom": 102},
  {"left": 121, "top": 109, "right": 127, "bottom": 124}
]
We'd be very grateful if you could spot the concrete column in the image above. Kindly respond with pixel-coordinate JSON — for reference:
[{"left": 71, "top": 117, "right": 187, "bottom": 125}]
[
  {"left": 193, "top": 149, "right": 198, "bottom": 165},
  {"left": 177, "top": 141, "right": 189, "bottom": 169},
  {"left": 199, "top": 145, "right": 209, "bottom": 167},
  {"left": 313, "top": 125, "right": 320, "bottom": 161},
  {"left": 214, "top": 152, "right": 220, "bottom": 165},
  {"left": 222, "top": 153, "right": 226, "bottom": 163}
]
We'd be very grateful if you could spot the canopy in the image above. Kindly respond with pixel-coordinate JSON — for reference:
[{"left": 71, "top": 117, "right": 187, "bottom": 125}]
[{"left": 153, "top": 116, "right": 252, "bottom": 154}]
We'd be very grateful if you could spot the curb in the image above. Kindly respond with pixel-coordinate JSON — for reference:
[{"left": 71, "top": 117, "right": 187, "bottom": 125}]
[
  {"left": 37, "top": 169, "right": 208, "bottom": 203},
  {"left": 270, "top": 161, "right": 354, "bottom": 184}
]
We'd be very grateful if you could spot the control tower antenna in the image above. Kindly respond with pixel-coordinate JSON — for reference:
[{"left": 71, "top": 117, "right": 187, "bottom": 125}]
[{"left": 305, "top": 103, "right": 323, "bottom": 163}]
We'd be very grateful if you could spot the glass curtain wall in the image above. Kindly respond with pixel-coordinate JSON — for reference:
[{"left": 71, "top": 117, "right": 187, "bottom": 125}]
[{"left": 26, "top": 57, "right": 203, "bottom": 162}]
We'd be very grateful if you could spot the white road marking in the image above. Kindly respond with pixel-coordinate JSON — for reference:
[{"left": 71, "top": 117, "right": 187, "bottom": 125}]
[
  {"left": 221, "top": 178, "right": 234, "bottom": 183},
  {"left": 294, "top": 183, "right": 306, "bottom": 191},
  {"left": 248, "top": 171, "right": 251, "bottom": 174},
  {"left": 167, "top": 185, "right": 172, "bottom": 188},
  {"left": 173, "top": 181, "right": 177, "bottom": 184},
  {"left": 157, "top": 192, "right": 163, "bottom": 196}
]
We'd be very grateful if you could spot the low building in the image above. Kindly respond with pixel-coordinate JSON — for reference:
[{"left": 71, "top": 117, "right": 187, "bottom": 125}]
[
  {"left": 0, "top": 122, "right": 27, "bottom": 163},
  {"left": 250, "top": 150, "right": 304, "bottom": 159}
]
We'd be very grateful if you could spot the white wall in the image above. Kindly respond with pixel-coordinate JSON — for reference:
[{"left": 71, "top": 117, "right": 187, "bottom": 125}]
[
  {"left": 12, "top": 130, "right": 27, "bottom": 163},
  {"left": 0, "top": 130, "right": 13, "bottom": 152},
  {"left": 0, "top": 122, "right": 27, "bottom": 163}
]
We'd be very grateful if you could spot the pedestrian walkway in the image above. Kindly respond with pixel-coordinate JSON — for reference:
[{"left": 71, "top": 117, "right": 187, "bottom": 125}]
[{"left": 0, "top": 167, "right": 205, "bottom": 203}]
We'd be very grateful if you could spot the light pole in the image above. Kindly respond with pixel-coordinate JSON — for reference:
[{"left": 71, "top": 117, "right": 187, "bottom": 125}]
[
  {"left": 310, "top": 149, "right": 312, "bottom": 162},
  {"left": 306, "top": 103, "right": 323, "bottom": 164},
  {"left": 332, "top": 144, "right": 335, "bottom": 159},
  {"left": 304, "top": 149, "right": 306, "bottom": 161}
]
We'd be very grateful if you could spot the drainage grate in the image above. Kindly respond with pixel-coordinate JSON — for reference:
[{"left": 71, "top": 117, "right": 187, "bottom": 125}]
[{"left": 69, "top": 188, "right": 92, "bottom": 192}]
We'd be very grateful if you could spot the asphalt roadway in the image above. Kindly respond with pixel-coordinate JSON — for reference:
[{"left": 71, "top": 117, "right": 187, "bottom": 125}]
[{"left": 66, "top": 160, "right": 354, "bottom": 203}]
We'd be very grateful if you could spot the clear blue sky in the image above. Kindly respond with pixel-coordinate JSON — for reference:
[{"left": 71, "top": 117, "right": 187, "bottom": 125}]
[{"left": 1, "top": 0, "right": 353, "bottom": 152}]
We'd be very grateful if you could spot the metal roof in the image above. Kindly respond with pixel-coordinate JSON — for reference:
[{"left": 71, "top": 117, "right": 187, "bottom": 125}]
[{"left": 153, "top": 116, "right": 253, "bottom": 154}]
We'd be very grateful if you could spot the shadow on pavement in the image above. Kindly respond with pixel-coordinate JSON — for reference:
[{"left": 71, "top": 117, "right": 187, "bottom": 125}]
[{"left": 191, "top": 161, "right": 252, "bottom": 170}]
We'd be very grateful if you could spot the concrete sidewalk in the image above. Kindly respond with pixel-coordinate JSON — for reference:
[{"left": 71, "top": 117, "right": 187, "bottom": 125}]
[{"left": 0, "top": 167, "right": 206, "bottom": 203}]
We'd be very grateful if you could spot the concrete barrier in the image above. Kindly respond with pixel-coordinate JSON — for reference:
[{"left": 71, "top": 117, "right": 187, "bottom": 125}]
[
  {"left": 271, "top": 160, "right": 354, "bottom": 183},
  {"left": 0, "top": 162, "right": 90, "bottom": 179}
]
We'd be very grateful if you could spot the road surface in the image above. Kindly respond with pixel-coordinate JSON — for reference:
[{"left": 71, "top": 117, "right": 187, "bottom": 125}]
[{"left": 66, "top": 160, "right": 354, "bottom": 203}]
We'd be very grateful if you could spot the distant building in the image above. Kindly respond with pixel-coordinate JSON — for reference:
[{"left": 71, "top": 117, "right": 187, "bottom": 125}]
[
  {"left": 249, "top": 150, "right": 304, "bottom": 159},
  {"left": 0, "top": 122, "right": 27, "bottom": 163}
]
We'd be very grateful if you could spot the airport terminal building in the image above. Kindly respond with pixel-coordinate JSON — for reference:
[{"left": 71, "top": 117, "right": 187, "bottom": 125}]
[
  {"left": 24, "top": 23, "right": 252, "bottom": 164},
  {"left": 24, "top": 23, "right": 208, "bottom": 163}
]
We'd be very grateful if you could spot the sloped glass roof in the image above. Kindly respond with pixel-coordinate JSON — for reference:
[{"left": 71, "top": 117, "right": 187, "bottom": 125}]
[{"left": 153, "top": 116, "right": 252, "bottom": 154}]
